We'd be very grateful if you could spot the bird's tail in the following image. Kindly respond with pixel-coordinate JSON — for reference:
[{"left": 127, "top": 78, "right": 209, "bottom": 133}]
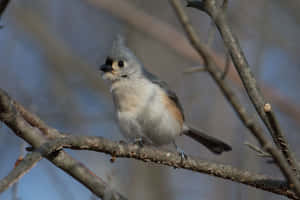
[{"left": 183, "top": 126, "right": 232, "bottom": 154}]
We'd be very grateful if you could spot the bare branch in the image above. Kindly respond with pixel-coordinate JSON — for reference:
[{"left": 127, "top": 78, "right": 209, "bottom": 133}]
[
  {"left": 245, "top": 142, "right": 272, "bottom": 158},
  {"left": 169, "top": 0, "right": 300, "bottom": 197},
  {"left": 187, "top": 0, "right": 271, "bottom": 128},
  {"left": 0, "top": 152, "right": 42, "bottom": 194},
  {"left": 186, "top": 0, "right": 298, "bottom": 172},
  {"left": 11, "top": 141, "right": 26, "bottom": 200},
  {"left": 263, "top": 103, "right": 297, "bottom": 167},
  {"left": 0, "top": 87, "right": 299, "bottom": 199},
  {"left": 37, "top": 135, "right": 299, "bottom": 199},
  {"left": 0, "top": 89, "right": 127, "bottom": 200}
]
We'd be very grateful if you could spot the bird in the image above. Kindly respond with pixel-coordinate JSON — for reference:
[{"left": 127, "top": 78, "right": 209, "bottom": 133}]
[{"left": 99, "top": 36, "right": 231, "bottom": 157}]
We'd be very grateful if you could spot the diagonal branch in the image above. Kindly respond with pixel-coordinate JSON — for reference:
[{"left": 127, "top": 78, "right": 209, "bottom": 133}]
[
  {"left": 169, "top": 0, "right": 300, "bottom": 197},
  {"left": 0, "top": 89, "right": 127, "bottom": 200},
  {"left": 186, "top": 0, "right": 298, "bottom": 173},
  {"left": 0, "top": 152, "right": 42, "bottom": 194}
]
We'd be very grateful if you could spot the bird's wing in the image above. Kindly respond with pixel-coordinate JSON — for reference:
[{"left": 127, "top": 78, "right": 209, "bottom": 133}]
[{"left": 144, "top": 70, "right": 185, "bottom": 120}]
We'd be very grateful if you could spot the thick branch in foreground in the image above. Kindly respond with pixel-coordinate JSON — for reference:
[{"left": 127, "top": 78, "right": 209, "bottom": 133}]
[
  {"left": 169, "top": 0, "right": 300, "bottom": 197},
  {"left": 0, "top": 89, "right": 127, "bottom": 200},
  {"left": 37, "top": 135, "right": 297, "bottom": 199},
  {"left": 187, "top": 0, "right": 298, "bottom": 172}
]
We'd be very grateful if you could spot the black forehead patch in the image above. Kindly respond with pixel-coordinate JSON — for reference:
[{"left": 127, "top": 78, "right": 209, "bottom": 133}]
[{"left": 105, "top": 57, "right": 113, "bottom": 66}]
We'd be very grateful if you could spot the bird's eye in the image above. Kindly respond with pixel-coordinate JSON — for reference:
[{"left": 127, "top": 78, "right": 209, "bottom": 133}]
[{"left": 118, "top": 60, "right": 124, "bottom": 68}]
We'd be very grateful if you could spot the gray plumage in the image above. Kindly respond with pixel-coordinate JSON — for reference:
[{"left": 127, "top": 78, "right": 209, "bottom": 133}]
[
  {"left": 99, "top": 36, "right": 231, "bottom": 154},
  {"left": 143, "top": 70, "right": 185, "bottom": 120}
]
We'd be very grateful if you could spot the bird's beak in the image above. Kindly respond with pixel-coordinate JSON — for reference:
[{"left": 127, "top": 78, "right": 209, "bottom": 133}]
[{"left": 99, "top": 64, "right": 113, "bottom": 73}]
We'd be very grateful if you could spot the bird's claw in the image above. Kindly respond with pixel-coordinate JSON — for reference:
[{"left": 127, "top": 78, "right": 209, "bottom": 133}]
[
  {"left": 177, "top": 149, "right": 188, "bottom": 162},
  {"left": 172, "top": 141, "right": 188, "bottom": 162}
]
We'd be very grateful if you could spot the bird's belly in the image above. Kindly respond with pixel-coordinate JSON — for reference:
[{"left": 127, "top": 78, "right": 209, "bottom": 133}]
[
  {"left": 113, "top": 81, "right": 183, "bottom": 145},
  {"left": 117, "top": 110, "right": 144, "bottom": 142},
  {"left": 137, "top": 94, "right": 182, "bottom": 146},
  {"left": 114, "top": 85, "right": 151, "bottom": 142},
  {"left": 117, "top": 98, "right": 182, "bottom": 145}
]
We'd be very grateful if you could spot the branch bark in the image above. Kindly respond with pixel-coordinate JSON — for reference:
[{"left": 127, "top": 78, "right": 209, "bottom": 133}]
[
  {"left": 0, "top": 87, "right": 299, "bottom": 199},
  {"left": 0, "top": 89, "right": 127, "bottom": 200},
  {"left": 38, "top": 135, "right": 300, "bottom": 199},
  {"left": 0, "top": 152, "right": 42, "bottom": 194},
  {"left": 186, "top": 0, "right": 298, "bottom": 173},
  {"left": 169, "top": 0, "right": 300, "bottom": 197}
]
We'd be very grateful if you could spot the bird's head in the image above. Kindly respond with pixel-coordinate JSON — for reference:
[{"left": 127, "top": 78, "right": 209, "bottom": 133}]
[{"left": 99, "top": 36, "right": 143, "bottom": 82}]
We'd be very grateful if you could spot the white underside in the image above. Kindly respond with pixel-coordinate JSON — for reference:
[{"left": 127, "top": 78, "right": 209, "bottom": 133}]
[{"left": 112, "top": 78, "right": 182, "bottom": 146}]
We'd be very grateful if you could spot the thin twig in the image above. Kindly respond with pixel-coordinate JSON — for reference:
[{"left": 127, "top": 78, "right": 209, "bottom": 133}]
[
  {"left": 245, "top": 142, "right": 272, "bottom": 158},
  {"left": 11, "top": 141, "right": 26, "bottom": 200},
  {"left": 0, "top": 152, "right": 42, "bottom": 194},
  {"left": 169, "top": 0, "right": 300, "bottom": 197}
]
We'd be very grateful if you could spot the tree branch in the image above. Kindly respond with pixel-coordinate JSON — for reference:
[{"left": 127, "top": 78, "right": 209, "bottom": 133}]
[
  {"left": 0, "top": 87, "right": 299, "bottom": 199},
  {"left": 264, "top": 103, "right": 297, "bottom": 168},
  {"left": 0, "top": 89, "right": 127, "bottom": 200},
  {"left": 33, "top": 134, "right": 300, "bottom": 199},
  {"left": 169, "top": 0, "right": 300, "bottom": 197},
  {"left": 187, "top": 0, "right": 298, "bottom": 173},
  {"left": 0, "top": 152, "right": 42, "bottom": 194}
]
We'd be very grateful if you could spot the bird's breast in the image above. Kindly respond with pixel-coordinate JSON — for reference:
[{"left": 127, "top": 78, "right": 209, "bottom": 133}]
[
  {"left": 111, "top": 80, "right": 183, "bottom": 145},
  {"left": 111, "top": 79, "right": 154, "bottom": 114}
]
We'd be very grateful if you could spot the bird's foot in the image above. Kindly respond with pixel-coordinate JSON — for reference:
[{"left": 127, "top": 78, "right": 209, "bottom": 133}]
[
  {"left": 177, "top": 147, "right": 188, "bottom": 162},
  {"left": 172, "top": 141, "right": 188, "bottom": 162}
]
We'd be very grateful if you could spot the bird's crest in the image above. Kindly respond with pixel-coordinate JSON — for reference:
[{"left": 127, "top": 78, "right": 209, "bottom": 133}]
[{"left": 110, "top": 35, "right": 132, "bottom": 60}]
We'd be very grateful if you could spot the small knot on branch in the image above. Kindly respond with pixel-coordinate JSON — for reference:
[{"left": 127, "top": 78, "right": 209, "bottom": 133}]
[{"left": 14, "top": 156, "right": 24, "bottom": 168}]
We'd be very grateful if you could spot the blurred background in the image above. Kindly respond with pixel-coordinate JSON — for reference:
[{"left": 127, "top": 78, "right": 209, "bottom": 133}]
[{"left": 1, "top": 0, "right": 300, "bottom": 199}]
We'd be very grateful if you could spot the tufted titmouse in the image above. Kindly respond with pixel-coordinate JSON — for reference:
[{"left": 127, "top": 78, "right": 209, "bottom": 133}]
[{"left": 99, "top": 36, "right": 231, "bottom": 155}]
